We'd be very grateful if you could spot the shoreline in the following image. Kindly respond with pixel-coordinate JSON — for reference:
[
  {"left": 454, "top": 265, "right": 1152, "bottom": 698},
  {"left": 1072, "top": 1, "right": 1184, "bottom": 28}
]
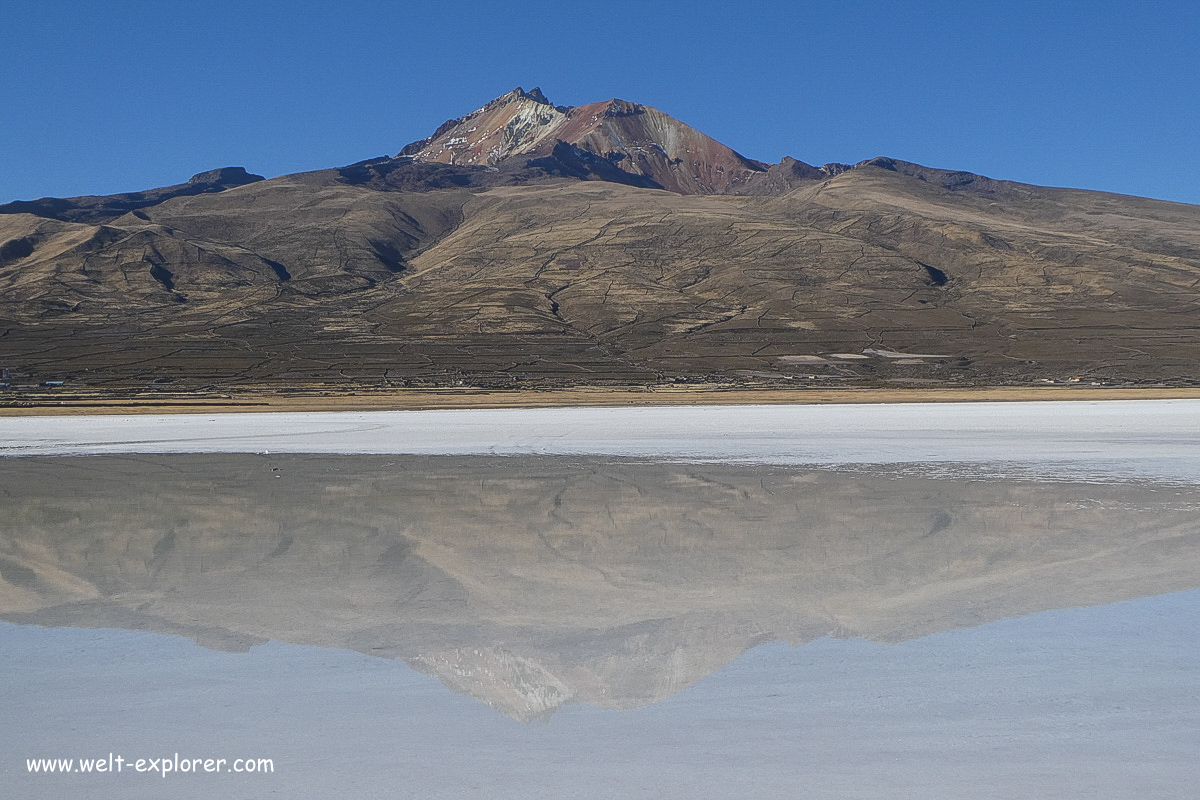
[
  {"left": 3, "top": 399, "right": 1198, "bottom": 478},
  {"left": 3, "top": 385, "right": 1200, "bottom": 416}
]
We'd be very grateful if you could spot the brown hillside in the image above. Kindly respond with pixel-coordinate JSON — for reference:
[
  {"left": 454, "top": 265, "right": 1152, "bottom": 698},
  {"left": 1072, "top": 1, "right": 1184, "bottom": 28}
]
[{"left": 2, "top": 89, "right": 1199, "bottom": 394}]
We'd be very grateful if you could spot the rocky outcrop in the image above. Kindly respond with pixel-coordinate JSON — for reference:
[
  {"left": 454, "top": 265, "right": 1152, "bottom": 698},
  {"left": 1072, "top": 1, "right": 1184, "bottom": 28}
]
[
  {"left": 0, "top": 166, "right": 264, "bottom": 225},
  {"left": 404, "top": 87, "right": 769, "bottom": 194}
]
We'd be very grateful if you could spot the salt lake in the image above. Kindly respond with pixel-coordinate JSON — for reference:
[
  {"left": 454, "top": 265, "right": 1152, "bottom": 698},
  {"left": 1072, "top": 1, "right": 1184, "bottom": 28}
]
[{"left": 2, "top": 400, "right": 1198, "bottom": 798}]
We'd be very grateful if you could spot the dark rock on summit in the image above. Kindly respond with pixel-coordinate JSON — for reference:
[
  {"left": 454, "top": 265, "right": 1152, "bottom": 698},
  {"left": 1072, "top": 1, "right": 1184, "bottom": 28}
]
[{"left": 0, "top": 166, "right": 264, "bottom": 225}]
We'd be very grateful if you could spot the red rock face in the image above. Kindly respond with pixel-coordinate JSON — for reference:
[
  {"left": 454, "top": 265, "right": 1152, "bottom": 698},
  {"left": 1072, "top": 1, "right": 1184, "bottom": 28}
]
[
  {"left": 402, "top": 88, "right": 569, "bottom": 167},
  {"left": 402, "top": 87, "right": 769, "bottom": 195}
]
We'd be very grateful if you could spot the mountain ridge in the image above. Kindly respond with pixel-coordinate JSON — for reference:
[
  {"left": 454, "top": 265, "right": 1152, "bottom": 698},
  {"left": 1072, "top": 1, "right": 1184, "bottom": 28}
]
[{"left": 2, "top": 88, "right": 1200, "bottom": 394}]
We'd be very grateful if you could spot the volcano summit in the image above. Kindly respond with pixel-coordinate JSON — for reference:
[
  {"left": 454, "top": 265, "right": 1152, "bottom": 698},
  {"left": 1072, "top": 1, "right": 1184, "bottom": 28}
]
[
  {"left": 2, "top": 87, "right": 1200, "bottom": 398},
  {"left": 400, "top": 86, "right": 784, "bottom": 194}
]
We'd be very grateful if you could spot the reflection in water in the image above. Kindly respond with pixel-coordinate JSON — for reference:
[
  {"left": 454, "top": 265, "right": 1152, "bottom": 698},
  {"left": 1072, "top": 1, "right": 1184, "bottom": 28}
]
[{"left": 1, "top": 454, "right": 1199, "bottom": 721}]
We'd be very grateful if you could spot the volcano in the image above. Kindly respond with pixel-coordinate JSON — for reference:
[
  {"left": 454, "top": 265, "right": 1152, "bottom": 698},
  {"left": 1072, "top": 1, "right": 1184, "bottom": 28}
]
[
  {"left": 400, "top": 86, "right": 786, "bottom": 194},
  {"left": 2, "top": 87, "right": 1200, "bottom": 396}
]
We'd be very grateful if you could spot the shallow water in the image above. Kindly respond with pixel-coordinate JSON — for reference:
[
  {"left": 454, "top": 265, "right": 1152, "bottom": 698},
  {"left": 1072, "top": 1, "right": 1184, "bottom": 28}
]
[
  {"left": 2, "top": 405, "right": 1199, "bottom": 797},
  {"left": 4, "top": 589, "right": 1198, "bottom": 799}
]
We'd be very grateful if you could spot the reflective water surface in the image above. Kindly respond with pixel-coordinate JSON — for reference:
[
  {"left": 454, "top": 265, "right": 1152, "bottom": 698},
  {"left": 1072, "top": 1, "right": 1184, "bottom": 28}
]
[{"left": 2, "top": 452, "right": 1199, "bottom": 798}]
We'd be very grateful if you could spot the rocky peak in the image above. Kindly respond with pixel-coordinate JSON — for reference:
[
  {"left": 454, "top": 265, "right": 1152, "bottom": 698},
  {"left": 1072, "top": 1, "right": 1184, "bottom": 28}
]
[
  {"left": 820, "top": 162, "right": 855, "bottom": 177},
  {"left": 484, "top": 85, "right": 560, "bottom": 112},
  {"left": 599, "top": 98, "right": 646, "bottom": 118},
  {"left": 401, "top": 87, "right": 570, "bottom": 166},
  {"left": 519, "top": 86, "right": 559, "bottom": 108},
  {"left": 186, "top": 166, "right": 264, "bottom": 188},
  {"left": 401, "top": 88, "right": 769, "bottom": 194}
]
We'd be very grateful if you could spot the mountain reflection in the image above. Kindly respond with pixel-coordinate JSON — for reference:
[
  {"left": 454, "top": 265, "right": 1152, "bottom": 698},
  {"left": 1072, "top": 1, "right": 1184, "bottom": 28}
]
[{"left": 2, "top": 454, "right": 1198, "bottom": 721}]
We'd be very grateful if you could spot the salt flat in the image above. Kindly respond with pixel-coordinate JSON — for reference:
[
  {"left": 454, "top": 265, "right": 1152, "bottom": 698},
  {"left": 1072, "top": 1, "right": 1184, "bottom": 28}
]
[
  {"left": 3, "top": 403, "right": 1198, "bottom": 798},
  {"left": 2, "top": 399, "right": 1198, "bottom": 480},
  {"left": 5, "top": 591, "right": 1198, "bottom": 800}
]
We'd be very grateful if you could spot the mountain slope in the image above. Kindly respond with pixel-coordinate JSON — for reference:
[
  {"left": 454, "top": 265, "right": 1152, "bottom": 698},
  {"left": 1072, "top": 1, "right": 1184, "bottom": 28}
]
[
  {"left": 2, "top": 89, "right": 1200, "bottom": 393},
  {"left": 0, "top": 166, "right": 265, "bottom": 225}
]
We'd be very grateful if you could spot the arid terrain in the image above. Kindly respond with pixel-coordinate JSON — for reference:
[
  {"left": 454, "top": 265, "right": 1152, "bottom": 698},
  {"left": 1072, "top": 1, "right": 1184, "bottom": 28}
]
[{"left": 3, "top": 87, "right": 1200, "bottom": 403}]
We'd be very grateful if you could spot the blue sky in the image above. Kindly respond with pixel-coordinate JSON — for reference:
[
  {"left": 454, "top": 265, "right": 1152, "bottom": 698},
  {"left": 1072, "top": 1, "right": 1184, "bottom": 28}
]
[{"left": 3, "top": 1, "right": 1198, "bottom": 204}]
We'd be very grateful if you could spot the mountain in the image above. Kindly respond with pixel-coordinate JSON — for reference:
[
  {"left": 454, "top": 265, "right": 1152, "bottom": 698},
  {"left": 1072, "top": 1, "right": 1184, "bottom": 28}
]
[
  {"left": 3, "top": 87, "right": 1200, "bottom": 394},
  {"left": 400, "top": 86, "right": 783, "bottom": 194}
]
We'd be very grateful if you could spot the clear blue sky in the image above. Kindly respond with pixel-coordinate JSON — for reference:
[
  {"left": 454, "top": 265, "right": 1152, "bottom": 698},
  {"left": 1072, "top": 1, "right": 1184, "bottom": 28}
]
[{"left": 3, "top": 0, "right": 1198, "bottom": 204}]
